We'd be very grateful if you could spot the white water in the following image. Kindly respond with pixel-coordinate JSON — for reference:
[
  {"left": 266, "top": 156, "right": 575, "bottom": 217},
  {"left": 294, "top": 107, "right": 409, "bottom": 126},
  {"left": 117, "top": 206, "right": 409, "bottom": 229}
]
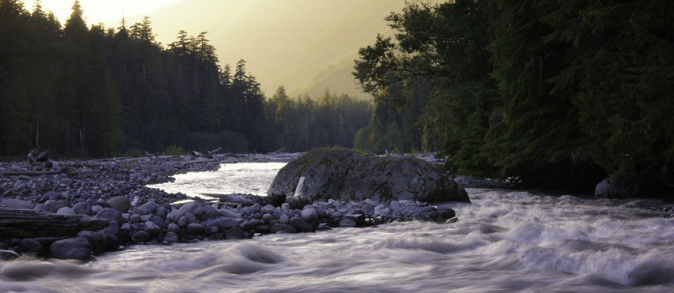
[
  {"left": 2, "top": 163, "right": 673, "bottom": 292},
  {"left": 148, "top": 162, "right": 287, "bottom": 199}
]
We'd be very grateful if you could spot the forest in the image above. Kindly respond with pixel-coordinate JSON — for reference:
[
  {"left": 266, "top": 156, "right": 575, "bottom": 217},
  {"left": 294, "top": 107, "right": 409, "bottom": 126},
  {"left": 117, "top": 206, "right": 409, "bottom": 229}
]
[
  {"left": 0, "top": 0, "right": 371, "bottom": 158},
  {"left": 354, "top": 0, "right": 674, "bottom": 189}
]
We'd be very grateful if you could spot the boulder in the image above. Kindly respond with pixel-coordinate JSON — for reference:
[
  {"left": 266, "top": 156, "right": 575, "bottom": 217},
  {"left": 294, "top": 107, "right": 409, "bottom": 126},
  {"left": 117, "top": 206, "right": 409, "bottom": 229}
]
[
  {"left": 50, "top": 237, "right": 91, "bottom": 260},
  {"left": 268, "top": 148, "right": 470, "bottom": 204},
  {"left": 595, "top": 175, "right": 642, "bottom": 199}
]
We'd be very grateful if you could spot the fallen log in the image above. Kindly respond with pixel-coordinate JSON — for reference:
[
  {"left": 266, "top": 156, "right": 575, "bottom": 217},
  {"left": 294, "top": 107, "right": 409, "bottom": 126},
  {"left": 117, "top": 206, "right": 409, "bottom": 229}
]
[
  {"left": 0, "top": 208, "right": 109, "bottom": 239},
  {"left": 0, "top": 169, "right": 66, "bottom": 177}
]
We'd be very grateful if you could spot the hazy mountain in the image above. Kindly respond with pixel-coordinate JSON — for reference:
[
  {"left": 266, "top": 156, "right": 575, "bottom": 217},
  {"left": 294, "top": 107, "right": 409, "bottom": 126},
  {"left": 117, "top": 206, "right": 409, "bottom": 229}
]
[{"left": 109, "top": 0, "right": 415, "bottom": 99}]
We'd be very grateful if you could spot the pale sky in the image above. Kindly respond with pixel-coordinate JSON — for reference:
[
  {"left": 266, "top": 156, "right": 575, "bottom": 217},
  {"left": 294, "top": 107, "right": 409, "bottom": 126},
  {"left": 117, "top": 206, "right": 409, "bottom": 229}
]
[
  {"left": 22, "top": 0, "right": 416, "bottom": 97},
  {"left": 25, "top": 0, "right": 180, "bottom": 24}
]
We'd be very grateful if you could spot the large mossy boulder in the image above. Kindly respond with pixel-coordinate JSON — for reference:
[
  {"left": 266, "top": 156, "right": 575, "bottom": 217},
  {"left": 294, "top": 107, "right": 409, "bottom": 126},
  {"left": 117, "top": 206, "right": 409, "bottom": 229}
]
[{"left": 267, "top": 148, "right": 470, "bottom": 204}]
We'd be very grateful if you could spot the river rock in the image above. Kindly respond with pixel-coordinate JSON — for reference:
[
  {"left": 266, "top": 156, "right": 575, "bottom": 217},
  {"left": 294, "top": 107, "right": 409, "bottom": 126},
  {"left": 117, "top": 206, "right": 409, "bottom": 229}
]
[
  {"left": 595, "top": 175, "right": 642, "bottom": 199},
  {"left": 300, "top": 208, "right": 319, "bottom": 223},
  {"left": 338, "top": 218, "right": 356, "bottom": 227},
  {"left": 21, "top": 238, "right": 44, "bottom": 254},
  {"left": 77, "top": 230, "right": 119, "bottom": 254},
  {"left": 144, "top": 221, "right": 161, "bottom": 236},
  {"left": 50, "top": 237, "right": 91, "bottom": 260},
  {"left": 132, "top": 230, "right": 152, "bottom": 243},
  {"left": 0, "top": 199, "right": 34, "bottom": 209},
  {"left": 168, "top": 202, "right": 219, "bottom": 222},
  {"left": 0, "top": 250, "right": 20, "bottom": 260},
  {"left": 289, "top": 218, "right": 314, "bottom": 232},
  {"left": 134, "top": 201, "right": 157, "bottom": 215},
  {"left": 72, "top": 202, "right": 92, "bottom": 215},
  {"left": 164, "top": 232, "right": 179, "bottom": 244},
  {"left": 56, "top": 207, "right": 76, "bottom": 215},
  {"left": 270, "top": 223, "right": 296, "bottom": 234},
  {"left": 106, "top": 196, "right": 131, "bottom": 213},
  {"left": 96, "top": 208, "right": 124, "bottom": 225},
  {"left": 186, "top": 223, "right": 205, "bottom": 235},
  {"left": 267, "top": 148, "right": 470, "bottom": 204},
  {"left": 226, "top": 226, "right": 245, "bottom": 239},
  {"left": 44, "top": 200, "right": 69, "bottom": 213}
]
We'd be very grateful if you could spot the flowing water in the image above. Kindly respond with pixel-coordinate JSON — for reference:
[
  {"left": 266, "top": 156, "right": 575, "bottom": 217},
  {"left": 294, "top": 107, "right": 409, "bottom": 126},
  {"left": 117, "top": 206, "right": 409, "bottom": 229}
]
[{"left": 2, "top": 163, "right": 674, "bottom": 292}]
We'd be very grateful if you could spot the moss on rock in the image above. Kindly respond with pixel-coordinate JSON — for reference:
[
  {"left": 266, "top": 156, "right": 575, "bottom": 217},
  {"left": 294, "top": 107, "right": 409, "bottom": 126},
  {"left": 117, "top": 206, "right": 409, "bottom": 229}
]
[{"left": 268, "top": 148, "right": 470, "bottom": 204}]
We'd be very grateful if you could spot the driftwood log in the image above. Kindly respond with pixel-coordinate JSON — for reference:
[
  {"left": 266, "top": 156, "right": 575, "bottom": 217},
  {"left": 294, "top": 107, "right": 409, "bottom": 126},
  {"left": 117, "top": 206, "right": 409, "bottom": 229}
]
[
  {"left": 0, "top": 169, "right": 66, "bottom": 177},
  {"left": 0, "top": 208, "right": 109, "bottom": 239}
]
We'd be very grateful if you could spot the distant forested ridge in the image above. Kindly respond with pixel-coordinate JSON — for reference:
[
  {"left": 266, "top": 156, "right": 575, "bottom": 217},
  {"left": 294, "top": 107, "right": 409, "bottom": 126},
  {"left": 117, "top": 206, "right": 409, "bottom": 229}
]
[
  {"left": 354, "top": 0, "right": 674, "bottom": 189},
  {"left": 0, "top": 0, "right": 371, "bottom": 158}
]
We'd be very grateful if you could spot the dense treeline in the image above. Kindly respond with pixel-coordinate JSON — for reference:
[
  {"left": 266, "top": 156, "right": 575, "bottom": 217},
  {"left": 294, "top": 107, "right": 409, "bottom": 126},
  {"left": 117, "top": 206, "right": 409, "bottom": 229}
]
[
  {"left": 266, "top": 87, "right": 371, "bottom": 152},
  {"left": 354, "top": 0, "right": 674, "bottom": 189},
  {"left": 0, "top": 0, "right": 371, "bottom": 158}
]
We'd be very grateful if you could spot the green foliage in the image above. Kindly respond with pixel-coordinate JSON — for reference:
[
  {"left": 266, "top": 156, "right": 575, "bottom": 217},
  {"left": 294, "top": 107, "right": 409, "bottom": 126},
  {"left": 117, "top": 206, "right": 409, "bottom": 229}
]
[
  {"left": 165, "top": 145, "right": 186, "bottom": 156},
  {"left": 265, "top": 87, "right": 372, "bottom": 152},
  {"left": 354, "top": 0, "right": 674, "bottom": 188},
  {"left": 1, "top": 1, "right": 371, "bottom": 158}
]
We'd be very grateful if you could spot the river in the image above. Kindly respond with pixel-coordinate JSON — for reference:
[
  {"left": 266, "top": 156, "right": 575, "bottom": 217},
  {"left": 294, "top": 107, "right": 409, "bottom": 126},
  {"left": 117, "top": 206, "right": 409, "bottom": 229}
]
[{"left": 1, "top": 162, "right": 673, "bottom": 292}]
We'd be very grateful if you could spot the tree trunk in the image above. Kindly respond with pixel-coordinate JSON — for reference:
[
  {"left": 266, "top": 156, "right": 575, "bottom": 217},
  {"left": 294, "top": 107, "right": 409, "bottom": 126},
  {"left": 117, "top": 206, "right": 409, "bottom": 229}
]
[{"left": 0, "top": 208, "right": 109, "bottom": 239}]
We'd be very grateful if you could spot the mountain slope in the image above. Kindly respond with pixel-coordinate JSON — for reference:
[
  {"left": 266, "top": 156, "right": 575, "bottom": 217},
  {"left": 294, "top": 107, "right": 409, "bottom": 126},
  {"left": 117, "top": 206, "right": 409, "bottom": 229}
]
[{"left": 109, "top": 0, "right": 411, "bottom": 98}]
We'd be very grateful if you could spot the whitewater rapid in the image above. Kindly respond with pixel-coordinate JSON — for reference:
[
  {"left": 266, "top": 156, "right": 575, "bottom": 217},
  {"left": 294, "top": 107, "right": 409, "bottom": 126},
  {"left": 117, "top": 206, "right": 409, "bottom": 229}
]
[{"left": 1, "top": 163, "right": 673, "bottom": 292}]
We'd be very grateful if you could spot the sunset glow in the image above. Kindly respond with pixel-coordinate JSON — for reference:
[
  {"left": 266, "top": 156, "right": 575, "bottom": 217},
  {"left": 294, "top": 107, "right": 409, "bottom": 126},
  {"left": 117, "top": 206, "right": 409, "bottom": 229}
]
[{"left": 25, "top": 0, "right": 179, "bottom": 24}]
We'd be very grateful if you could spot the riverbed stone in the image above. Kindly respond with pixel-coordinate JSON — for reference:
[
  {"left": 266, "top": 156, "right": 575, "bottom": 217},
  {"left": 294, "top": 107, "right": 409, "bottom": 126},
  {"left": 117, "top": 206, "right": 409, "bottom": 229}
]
[
  {"left": 226, "top": 226, "right": 245, "bottom": 239},
  {"left": 178, "top": 213, "right": 197, "bottom": 227},
  {"left": 21, "top": 238, "right": 44, "bottom": 254},
  {"left": 271, "top": 223, "right": 297, "bottom": 234},
  {"left": 186, "top": 223, "right": 205, "bottom": 235},
  {"left": 167, "top": 223, "right": 181, "bottom": 235},
  {"left": 338, "top": 218, "right": 356, "bottom": 227},
  {"left": 164, "top": 232, "right": 179, "bottom": 244},
  {"left": 72, "top": 201, "right": 92, "bottom": 215},
  {"left": 0, "top": 250, "right": 20, "bottom": 261},
  {"left": 213, "top": 218, "right": 239, "bottom": 230},
  {"left": 267, "top": 148, "right": 470, "bottom": 204},
  {"left": 0, "top": 199, "right": 34, "bottom": 209},
  {"left": 279, "top": 214, "right": 289, "bottom": 224},
  {"left": 168, "top": 202, "right": 218, "bottom": 222},
  {"left": 289, "top": 218, "right": 314, "bottom": 232},
  {"left": 595, "top": 175, "right": 642, "bottom": 199},
  {"left": 300, "top": 208, "right": 318, "bottom": 223},
  {"left": 134, "top": 201, "right": 157, "bottom": 215},
  {"left": 132, "top": 230, "right": 152, "bottom": 243},
  {"left": 96, "top": 208, "right": 124, "bottom": 225},
  {"left": 44, "top": 200, "right": 69, "bottom": 213},
  {"left": 129, "top": 214, "right": 142, "bottom": 223},
  {"left": 106, "top": 196, "right": 131, "bottom": 213},
  {"left": 56, "top": 207, "right": 75, "bottom": 215},
  {"left": 50, "top": 237, "right": 91, "bottom": 260},
  {"left": 144, "top": 221, "right": 161, "bottom": 236}
]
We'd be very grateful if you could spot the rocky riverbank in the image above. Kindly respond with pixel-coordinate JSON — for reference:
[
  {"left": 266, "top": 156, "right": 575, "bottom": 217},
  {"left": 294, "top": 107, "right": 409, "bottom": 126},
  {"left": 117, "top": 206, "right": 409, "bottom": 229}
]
[{"left": 0, "top": 153, "right": 459, "bottom": 261}]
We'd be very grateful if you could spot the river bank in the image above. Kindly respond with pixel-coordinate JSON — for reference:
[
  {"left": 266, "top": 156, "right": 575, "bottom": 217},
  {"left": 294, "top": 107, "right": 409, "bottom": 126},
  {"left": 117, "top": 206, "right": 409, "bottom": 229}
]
[{"left": 0, "top": 152, "right": 460, "bottom": 260}]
